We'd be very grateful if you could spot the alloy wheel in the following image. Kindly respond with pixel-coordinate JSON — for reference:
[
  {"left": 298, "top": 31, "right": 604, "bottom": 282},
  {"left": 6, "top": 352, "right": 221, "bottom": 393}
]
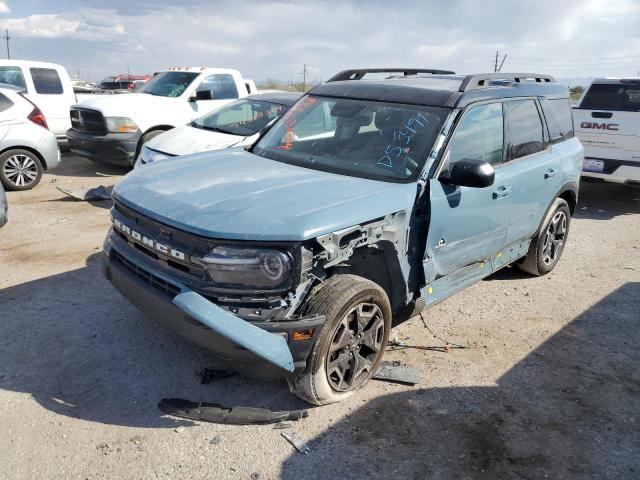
[
  {"left": 326, "top": 302, "right": 385, "bottom": 392},
  {"left": 542, "top": 210, "right": 567, "bottom": 265},
  {"left": 3, "top": 154, "right": 39, "bottom": 188}
]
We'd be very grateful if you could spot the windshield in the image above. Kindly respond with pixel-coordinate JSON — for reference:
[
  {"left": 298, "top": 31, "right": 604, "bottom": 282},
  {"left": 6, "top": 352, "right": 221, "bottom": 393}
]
[
  {"left": 193, "top": 99, "right": 289, "bottom": 136},
  {"left": 137, "top": 71, "right": 199, "bottom": 97},
  {"left": 253, "top": 95, "right": 447, "bottom": 182}
]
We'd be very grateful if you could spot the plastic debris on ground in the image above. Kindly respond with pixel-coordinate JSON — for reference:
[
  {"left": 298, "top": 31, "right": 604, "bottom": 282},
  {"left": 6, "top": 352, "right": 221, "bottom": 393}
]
[
  {"left": 56, "top": 185, "right": 112, "bottom": 201},
  {"left": 372, "top": 360, "right": 421, "bottom": 385}
]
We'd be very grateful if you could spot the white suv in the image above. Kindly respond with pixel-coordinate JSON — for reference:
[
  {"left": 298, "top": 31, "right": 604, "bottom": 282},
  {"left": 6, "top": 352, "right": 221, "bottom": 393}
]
[{"left": 573, "top": 78, "right": 640, "bottom": 185}]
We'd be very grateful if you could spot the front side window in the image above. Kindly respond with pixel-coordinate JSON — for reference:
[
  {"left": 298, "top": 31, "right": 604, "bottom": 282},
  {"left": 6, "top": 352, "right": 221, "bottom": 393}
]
[
  {"left": 192, "top": 99, "right": 288, "bottom": 136},
  {"left": 30, "top": 68, "right": 63, "bottom": 94},
  {"left": 137, "top": 71, "right": 199, "bottom": 97},
  {"left": 447, "top": 102, "right": 504, "bottom": 168},
  {"left": 197, "top": 74, "right": 239, "bottom": 100},
  {"left": 580, "top": 84, "right": 640, "bottom": 111},
  {"left": 253, "top": 95, "right": 447, "bottom": 182},
  {"left": 506, "top": 100, "right": 544, "bottom": 160},
  {"left": 0, "top": 66, "right": 27, "bottom": 91}
]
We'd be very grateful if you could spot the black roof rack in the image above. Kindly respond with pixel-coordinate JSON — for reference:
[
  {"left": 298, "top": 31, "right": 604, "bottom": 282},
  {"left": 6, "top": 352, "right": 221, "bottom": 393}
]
[
  {"left": 327, "top": 68, "right": 456, "bottom": 82},
  {"left": 459, "top": 73, "right": 555, "bottom": 92}
]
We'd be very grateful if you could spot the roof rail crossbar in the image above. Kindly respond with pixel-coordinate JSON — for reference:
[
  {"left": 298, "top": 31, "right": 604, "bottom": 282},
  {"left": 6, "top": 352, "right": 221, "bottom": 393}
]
[
  {"left": 459, "top": 73, "right": 555, "bottom": 92},
  {"left": 327, "top": 68, "right": 456, "bottom": 82}
]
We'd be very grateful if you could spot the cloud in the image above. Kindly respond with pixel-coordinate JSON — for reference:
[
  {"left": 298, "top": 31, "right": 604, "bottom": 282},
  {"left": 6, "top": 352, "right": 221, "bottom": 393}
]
[
  {"left": 0, "top": 2, "right": 8, "bottom": 15},
  {"left": 0, "top": 9, "right": 124, "bottom": 40}
]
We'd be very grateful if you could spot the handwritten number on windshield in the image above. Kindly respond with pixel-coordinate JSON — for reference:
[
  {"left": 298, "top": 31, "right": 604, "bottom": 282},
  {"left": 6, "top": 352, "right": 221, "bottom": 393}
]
[{"left": 377, "top": 112, "right": 430, "bottom": 170}]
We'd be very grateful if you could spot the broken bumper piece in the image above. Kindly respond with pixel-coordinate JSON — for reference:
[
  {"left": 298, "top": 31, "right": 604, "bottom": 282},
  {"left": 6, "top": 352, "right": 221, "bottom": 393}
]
[
  {"left": 158, "top": 398, "right": 309, "bottom": 425},
  {"left": 173, "top": 289, "right": 295, "bottom": 372},
  {"left": 103, "top": 242, "right": 325, "bottom": 375}
]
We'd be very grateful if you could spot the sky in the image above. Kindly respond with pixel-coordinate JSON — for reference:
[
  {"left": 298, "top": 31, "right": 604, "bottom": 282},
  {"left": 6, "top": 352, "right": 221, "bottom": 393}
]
[{"left": 0, "top": 0, "right": 639, "bottom": 85}]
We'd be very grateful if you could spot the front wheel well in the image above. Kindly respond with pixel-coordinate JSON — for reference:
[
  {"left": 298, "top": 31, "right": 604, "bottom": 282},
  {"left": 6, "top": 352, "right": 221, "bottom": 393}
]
[{"left": 136, "top": 126, "right": 173, "bottom": 156}]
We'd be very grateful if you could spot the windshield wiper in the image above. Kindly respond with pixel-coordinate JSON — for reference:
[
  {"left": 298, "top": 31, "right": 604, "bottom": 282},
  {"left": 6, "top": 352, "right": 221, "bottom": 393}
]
[{"left": 191, "top": 123, "right": 238, "bottom": 135}]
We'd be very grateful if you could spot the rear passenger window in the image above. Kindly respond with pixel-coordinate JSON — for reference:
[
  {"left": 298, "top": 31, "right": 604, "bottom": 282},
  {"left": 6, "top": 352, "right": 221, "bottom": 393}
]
[
  {"left": 547, "top": 99, "right": 574, "bottom": 140},
  {"left": 30, "top": 68, "right": 63, "bottom": 94},
  {"left": 0, "top": 92, "right": 13, "bottom": 112},
  {"left": 506, "top": 100, "right": 544, "bottom": 160},
  {"left": 197, "top": 74, "right": 239, "bottom": 100},
  {"left": 448, "top": 102, "right": 504, "bottom": 166},
  {"left": 0, "top": 66, "right": 27, "bottom": 90}
]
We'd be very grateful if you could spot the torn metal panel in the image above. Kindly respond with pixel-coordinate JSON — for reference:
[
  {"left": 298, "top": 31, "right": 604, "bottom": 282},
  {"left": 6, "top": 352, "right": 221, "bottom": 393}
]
[
  {"left": 173, "top": 290, "right": 295, "bottom": 372},
  {"left": 281, "top": 431, "right": 311, "bottom": 455},
  {"left": 373, "top": 361, "right": 421, "bottom": 385}
]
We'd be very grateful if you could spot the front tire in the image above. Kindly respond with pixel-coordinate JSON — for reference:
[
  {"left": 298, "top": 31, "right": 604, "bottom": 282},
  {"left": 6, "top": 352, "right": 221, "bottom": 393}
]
[
  {"left": 0, "top": 149, "right": 44, "bottom": 191},
  {"left": 288, "top": 274, "right": 391, "bottom": 405},
  {"left": 518, "top": 198, "right": 571, "bottom": 276}
]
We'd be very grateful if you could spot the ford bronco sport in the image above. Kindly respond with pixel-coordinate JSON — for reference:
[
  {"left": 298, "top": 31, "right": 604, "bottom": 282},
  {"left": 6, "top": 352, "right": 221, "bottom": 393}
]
[{"left": 103, "top": 68, "right": 582, "bottom": 405}]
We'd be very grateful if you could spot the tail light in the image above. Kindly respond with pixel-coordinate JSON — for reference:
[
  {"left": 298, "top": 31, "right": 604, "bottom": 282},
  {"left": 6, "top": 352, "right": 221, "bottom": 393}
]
[
  {"left": 20, "top": 94, "right": 49, "bottom": 130},
  {"left": 28, "top": 106, "right": 49, "bottom": 130},
  {"left": 127, "top": 82, "right": 134, "bottom": 89}
]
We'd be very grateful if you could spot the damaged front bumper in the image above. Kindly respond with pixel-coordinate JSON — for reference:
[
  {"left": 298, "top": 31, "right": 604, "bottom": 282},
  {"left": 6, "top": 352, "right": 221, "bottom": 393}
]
[{"left": 103, "top": 234, "right": 324, "bottom": 377}]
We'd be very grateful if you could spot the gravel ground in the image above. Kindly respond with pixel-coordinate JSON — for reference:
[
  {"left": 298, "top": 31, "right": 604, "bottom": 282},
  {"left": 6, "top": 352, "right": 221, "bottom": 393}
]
[{"left": 0, "top": 154, "right": 639, "bottom": 479}]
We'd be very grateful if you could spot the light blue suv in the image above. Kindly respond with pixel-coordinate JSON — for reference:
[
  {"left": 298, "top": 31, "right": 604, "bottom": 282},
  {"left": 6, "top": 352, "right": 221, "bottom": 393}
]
[{"left": 103, "top": 69, "right": 583, "bottom": 405}]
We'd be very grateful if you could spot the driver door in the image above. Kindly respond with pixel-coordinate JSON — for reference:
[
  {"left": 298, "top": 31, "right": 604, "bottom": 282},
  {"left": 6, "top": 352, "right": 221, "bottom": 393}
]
[
  {"left": 423, "top": 101, "right": 514, "bottom": 304},
  {"left": 191, "top": 73, "right": 240, "bottom": 117}
]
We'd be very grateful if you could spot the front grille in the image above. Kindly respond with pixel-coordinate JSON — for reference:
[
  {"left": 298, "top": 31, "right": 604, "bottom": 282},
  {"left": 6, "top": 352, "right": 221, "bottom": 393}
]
[
  {"left": 112, "top": 249, "right": 181, "bottom": 298},
  {"left": 70, "top": 108, "right": 107, "bottom": 135}
]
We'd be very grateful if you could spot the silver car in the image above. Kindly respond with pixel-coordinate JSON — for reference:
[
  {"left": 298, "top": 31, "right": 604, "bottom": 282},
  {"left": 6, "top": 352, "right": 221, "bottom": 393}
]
[
  {"left": 0, "top": 182, "right": 7, "bottom": 227},
  {"left": 0, "top": 84, "right": 60, "bottom": 190}
]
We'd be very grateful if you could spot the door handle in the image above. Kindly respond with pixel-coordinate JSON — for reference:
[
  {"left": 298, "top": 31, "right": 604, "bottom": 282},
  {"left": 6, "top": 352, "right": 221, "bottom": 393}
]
[
  {"left": 544, "top": 168, "right": 557, "bottom": 179},
  {"left": 492, "top": 186, "right": 512, "bottom": 199}
]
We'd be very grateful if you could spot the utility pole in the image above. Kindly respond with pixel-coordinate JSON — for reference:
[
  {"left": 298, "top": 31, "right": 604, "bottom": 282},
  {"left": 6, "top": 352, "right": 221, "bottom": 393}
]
[
  {"left": 299, "top": 63, "right": 309, "bottom": 91},
  {"left": 4, "top": 29, "right": 10, "bottom": 60},
  {"left": 494, "top": 50, "right": 499, "bottom": 73}
]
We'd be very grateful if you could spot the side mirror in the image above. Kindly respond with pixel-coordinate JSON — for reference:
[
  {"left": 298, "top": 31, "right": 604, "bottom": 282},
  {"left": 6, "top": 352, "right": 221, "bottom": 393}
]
[
  {"left": 195, "top": 89, "right": 214, "bottom": 101},
  {"left": 441, "top": 158, "right": 495, "bottom": 188}
]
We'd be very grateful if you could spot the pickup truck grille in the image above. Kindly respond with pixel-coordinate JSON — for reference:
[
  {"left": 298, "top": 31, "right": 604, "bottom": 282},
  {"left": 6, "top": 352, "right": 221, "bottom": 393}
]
[{"left": 70, "top": 108, "right": 107, "bottom": 135}]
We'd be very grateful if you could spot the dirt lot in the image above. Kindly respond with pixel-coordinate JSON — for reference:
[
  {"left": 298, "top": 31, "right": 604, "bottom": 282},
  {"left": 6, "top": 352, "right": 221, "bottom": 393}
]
[{"left": 1, "top": 154, "right": 639, "bottom": 479}]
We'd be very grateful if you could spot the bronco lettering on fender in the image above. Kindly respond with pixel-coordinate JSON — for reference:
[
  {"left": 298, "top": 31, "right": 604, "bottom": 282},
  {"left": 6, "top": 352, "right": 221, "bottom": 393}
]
[{"left": 580, "top": 122, "right": 619, "bottom": 131}]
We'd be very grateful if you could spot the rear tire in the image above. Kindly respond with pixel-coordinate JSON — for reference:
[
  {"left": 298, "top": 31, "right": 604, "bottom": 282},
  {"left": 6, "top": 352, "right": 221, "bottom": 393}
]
[
  {"left": 0, "top": 149, "right": 43, "bottom": 191},
  {"left": 518, "top": 198, "right": 571, "bottom": 276},
  {"left": 288, "top": 274, "right": 391, "bottom": 405}
]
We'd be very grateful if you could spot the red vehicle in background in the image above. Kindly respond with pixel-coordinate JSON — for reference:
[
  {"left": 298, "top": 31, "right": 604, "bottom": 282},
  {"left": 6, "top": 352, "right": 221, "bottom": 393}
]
[{"left": 100, "top": 74, "right": 152, "bottom": 91}]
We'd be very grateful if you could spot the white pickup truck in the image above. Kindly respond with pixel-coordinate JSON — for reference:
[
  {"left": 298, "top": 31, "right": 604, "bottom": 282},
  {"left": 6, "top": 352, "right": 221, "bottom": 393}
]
[
  {"left": 67, "top": 67, "right": 255, "bottom": 166},
  {"left": 573, "top": 78, "right": 640, "bottom": 185}
]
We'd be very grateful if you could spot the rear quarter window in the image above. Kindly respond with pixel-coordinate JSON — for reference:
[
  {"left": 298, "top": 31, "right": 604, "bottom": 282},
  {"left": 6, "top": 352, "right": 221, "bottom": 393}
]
[
  {"left": 30, "top": 68, "right": 64, "bottom": 94},
  {"left": 547, "top": 98, "right": 574, "bottom": 140},
  {"left": 581, "top": 84, "right": 640, "bottom": 112},
  {"left": 0, "top": 92, "right": 14, "bottom": 112}
]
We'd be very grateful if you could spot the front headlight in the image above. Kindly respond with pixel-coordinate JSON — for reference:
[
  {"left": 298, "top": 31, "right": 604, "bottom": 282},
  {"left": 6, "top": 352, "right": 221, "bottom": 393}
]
[
  {"left": 135, "top": 145, "right": 170, "bottom": 168},
  {"left": 195, "top": 246, "right": 292, "bottom": 289},
  {"left": 105, "top": 116, "right": 139, "bottom": 133}
]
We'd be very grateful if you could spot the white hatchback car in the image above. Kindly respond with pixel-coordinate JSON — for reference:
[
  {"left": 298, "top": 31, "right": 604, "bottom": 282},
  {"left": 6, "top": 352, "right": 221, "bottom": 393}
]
[
  {"left": 134, "top": 92, "right": 301, "bottom": 168},
  {"left": 0, "top": 84, "right": 60, "bottom": 190}
]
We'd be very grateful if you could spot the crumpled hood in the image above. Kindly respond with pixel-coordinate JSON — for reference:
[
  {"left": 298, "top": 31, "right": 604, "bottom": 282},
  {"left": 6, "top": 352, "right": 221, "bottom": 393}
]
[
  {"left": 113, "top": 149, "right": 416, "bottom": 241},
  {"left": 74, "top": 93, "right": 179, "bottom": 117},
  {"left": 145, "top": 125, "right": 245, "bottom": 156}
]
